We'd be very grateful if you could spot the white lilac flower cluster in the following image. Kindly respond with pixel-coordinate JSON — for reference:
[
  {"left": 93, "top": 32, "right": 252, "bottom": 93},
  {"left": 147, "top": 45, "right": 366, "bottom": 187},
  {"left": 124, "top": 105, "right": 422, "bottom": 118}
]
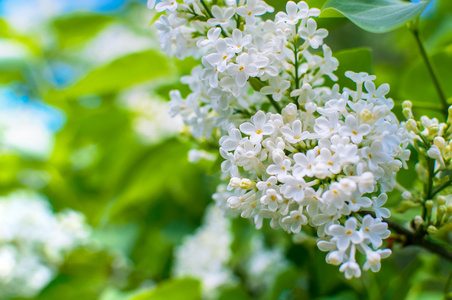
[
  {"left": 172, "top": 205, "right": 235, "bottom": 298},
  {"left": 0, "top": 191, "right": 90, "bottom": 298},
  {"left": 118, "top": 88, "right": 183, "bottom": 144},
  {"left": 151, "top": 0, "right": 336, "bottom": 139},
  {"left": 149, "top": 0, "right": 410, "bottom": 278},
  {"left": 173, "top": 204, "right": 290, "bottom": 297}
]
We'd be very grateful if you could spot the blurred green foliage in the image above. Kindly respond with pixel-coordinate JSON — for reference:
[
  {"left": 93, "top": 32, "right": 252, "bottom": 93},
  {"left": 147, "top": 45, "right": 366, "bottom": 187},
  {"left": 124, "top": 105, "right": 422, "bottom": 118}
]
[{"left": 0, "top": 0, "right": 451, "bottom": 299}]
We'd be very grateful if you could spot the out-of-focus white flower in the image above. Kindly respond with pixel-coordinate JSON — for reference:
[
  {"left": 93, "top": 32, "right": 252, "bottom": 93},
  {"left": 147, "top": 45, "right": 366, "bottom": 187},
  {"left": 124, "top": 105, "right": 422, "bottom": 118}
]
[
  {"left": 244, "top": 235, "right": 289, "bottom": 292},
  {"left": 118, "top": 88, "right": 183, "bottom": 144},
  {"left": 172, "top": 205, "right": 235, "bottom": 299},
  {"left": 0, "top": 191, "right": 90, "bottom": 298}
]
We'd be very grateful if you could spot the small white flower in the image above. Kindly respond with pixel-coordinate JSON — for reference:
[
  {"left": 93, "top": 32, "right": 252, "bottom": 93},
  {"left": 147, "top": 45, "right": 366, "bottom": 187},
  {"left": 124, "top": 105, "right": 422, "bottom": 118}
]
[
  {"left": 290, "top": 83, "right": 316, "bottom": 104},
  {"left": 338, "top": 115, "right": 371, "bottom": 144},
  {"left": 340, "top": 259, "right": 361, "bottom": 279},
  {"left": 280, "top": 175, "right": 307, "bottom": 202},
  {"left": 360, "top": 215, "right": 390, "bottom": 249},
  {"left": 293, "top": 150, "right": 316, "bottom": 178},
  {"left": 371, "top": 194, "right": 391, "bottom": 219},
  {"left": 256, "top": 176, "right": 278, "bottom": 192},
  {"left": 280, "top": 120, "right": 310, "bottom": 144},
  {"left": 260, "top": 78, "right": 290, "bottom": 101},
  {"left": 236, "top": 0, "right": 267, "bottom": 25},
  {"left": 225, "top": 29, "right": 252, "bottom": 53},
  {"left": 239, "top": 111, "right": 274, "bottom": 144},
  {"left": 197, "top": 27, "right": 222, "bottom": 48},
  {"left": 227, "top": 53, "right": 259, "bottom": 87},
  {"left": 362, "top": 249, "right": 391, "bottom": 272},
  {"left": 207, "top": 6, "right": 235, "bottom": 28},
  {"left": 282, "top": 208, "right": 308, "bottom": 233},
  {"left": 205, "top": 39, "right": 235, "bottom": 73},
  {"left": 266, "top": 153, "right": 292, "bottom": 181},
  {"left": 275, "top": 1, "right": 308, "bottom": 25},
  {"left": 328, "top": 217, "right": 363, "bottom": 252},
  {"left": 220, "top": 127, "right": 243, "bottom": 151},
  {"left": 314, "top": 114, "right": 340, "bottom": 138},
  {"left": 260, "top": 188, "right": 283, "bottom": 211},
  {"left": 298, "top": 18, "right": 328, "bottom": 49},
  {"left": 155, "top": 0, "right": 178, "bottom": 12},
  {"left": 362, "top": 141, "right": 392, "bottom": 171}
]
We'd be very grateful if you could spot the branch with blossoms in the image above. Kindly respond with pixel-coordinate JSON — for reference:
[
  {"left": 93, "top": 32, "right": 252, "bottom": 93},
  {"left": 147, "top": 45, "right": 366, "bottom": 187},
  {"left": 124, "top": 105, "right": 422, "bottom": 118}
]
[{"left": 147, "top": 0, "right": 452, "bottom": 279}]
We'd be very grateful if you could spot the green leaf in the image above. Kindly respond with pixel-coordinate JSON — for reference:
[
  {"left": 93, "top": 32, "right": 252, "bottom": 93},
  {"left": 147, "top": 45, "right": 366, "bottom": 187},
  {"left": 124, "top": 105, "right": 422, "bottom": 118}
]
[
  {"left": 400, "top": 45, "right": 452, "bottom": 120},
  {"left": 52, "top": 12, "right": 114, "bottom": 48},
  {"left": 322, "top": 0, "right": 429, "bottom": 33},
  {"left": 129, "top": 278, "right": 201, "bottom": 300},
  {"left": 325, "top": 47, "right": 372, "bottom": 90},
  {"left": 56, "top": 50, "right": 171, "bottom": 100}
]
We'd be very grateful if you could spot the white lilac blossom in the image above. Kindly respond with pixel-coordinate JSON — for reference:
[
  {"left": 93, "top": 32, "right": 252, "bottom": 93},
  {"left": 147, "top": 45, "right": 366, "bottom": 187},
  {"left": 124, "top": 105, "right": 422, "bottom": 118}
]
[
  {"left": 118, "top": 88, "right": 183, "bottom": 144},
  {"left": 0, "top": 191, "right": 90, "bottom": 298},
  {"left": 244, "top": 235, "right": 289, "bottom": 293},
  {"left": 149, "top": 0, "right": 410, "bottom": 278},
  {"left": 172, "top": 205, "right": 235, "bottom": 298}
]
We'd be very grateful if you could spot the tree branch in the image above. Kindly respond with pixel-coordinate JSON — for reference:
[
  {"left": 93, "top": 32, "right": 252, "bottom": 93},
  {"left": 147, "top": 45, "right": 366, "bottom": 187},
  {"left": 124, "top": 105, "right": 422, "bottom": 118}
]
[{"left": 409, "top": 20, "right": 449, "bottom": 118}]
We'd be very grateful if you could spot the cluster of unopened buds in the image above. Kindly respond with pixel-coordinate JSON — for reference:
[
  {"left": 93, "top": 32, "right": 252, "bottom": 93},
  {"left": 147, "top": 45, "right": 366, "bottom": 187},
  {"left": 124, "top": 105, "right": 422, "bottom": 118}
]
[
  {"left": 402, "top": 102, "right": 452, "bottom": 234},
  {"left": 148, "top": 0, "right": 411, "bottom": 278}
]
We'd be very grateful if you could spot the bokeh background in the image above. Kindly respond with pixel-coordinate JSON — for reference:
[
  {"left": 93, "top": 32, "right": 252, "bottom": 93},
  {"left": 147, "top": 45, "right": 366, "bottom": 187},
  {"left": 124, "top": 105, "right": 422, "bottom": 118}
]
[{"left": 0, "top": 0, "right": 451, "bottom": 299}]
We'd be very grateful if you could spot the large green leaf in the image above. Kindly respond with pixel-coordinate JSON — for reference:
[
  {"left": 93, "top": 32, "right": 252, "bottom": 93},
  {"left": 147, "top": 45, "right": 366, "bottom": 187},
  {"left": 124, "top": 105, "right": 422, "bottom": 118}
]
[
  {"left": 322, "top": 0, "right": 429, "bottom": 33},
  {"left": 400, "top": 45, "right": 452, "bottom": 120},
  {"left": 51, "top": 12, "right": 114, "bottom": 49},
  {"left": 129, "top": 278, "right": 201, "bottom": 300},
  {"left": 56, "top": 50, "right": 171, "bottom": 100}
]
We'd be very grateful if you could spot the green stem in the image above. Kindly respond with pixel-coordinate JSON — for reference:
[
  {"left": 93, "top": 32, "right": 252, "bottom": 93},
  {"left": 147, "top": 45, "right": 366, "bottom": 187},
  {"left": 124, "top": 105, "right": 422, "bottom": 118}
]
[
  {"left": 266, "top": 95, "right": 282, "bottom": 113},
  {"left": 410, "top": 21, "right": 449, "bottom": 118},
  {"left": 292, "top": 24, "right": 301, "bottom": 109},
  {"left": 431, "top": 177, "right": 452, "bottom": 198},
  {"left": 200, "top": 0, "right": 228, "bottom": 37}
]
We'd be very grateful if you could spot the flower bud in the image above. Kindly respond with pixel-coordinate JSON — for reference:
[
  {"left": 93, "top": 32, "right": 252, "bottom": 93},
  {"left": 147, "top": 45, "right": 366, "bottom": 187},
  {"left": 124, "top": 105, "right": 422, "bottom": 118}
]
[
  {"left": 401, "top": 191, "right": 412, "bottom": 200},
  {"left": 402, "top": 100, "right": 412, "bottom": 109},
  {"left": 447, "top": 106, "right": 452, "bottom": 124},
  {"left": 360, "top": 109, "right": 372, "bottom": 122},
  {"left": 427, "top": 225, "right": 437, "bottom": 235},
  {"left": 395, "top": 200, "right": 419, "bottom": 213},
  {"left": 445, "top": 204, "right": 452, "bottom": 221},
  {"left": 405, "top": 119, "right": 419, "bottom": 133},
  {"left": 437, "top": 205, "right": 447, "bottom": 223},
  {"left": 240, "top": 178, "right": 255, "bottom": 189},
  {"left": 402, "top": 108, "right": 412, "bottom": 119},
  {"left": 326, "top": 251, "right": 343, "bottom": 266},
  {"left": 437, "top": 196, "right": 446, "bottom": 206},
  {"left": 366, "top": 251, "right": 381, "bottom": 266},
  {"left": 374, "top": 106, "right": 389, "bottom": 118},
  {"left": 414, "top": 215, "right": 424, "bottom": 227},
  {"left": 434, "top": 137, "right": 446, "bottom": 151},
  {"left": 428, "top": 124, "right": 440, "bottom": 137},
  {"left": 229, "top": 177, "right": 241, "bottom": 189}
]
